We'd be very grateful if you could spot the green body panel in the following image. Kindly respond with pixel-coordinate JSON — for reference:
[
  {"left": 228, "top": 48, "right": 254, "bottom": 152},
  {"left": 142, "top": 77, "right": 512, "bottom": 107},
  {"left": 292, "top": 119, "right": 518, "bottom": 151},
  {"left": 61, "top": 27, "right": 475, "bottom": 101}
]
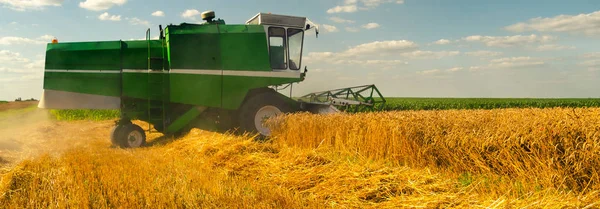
[
  {"left": 44, "top": 72, "right": 121, "bottom": 97},
  {"left": 166, "top": 24, "right": 221, "bottom": 70},
  {"left": 44, "top": 41, "right": 122, "bottom": 97},
  {"left": 122, "top": 73, "right": 147, "bottom": 99},
  {"left": 122, "top": 40, "right": 164, "bottom": 99},
  {"left": 122, "top": 41, "right": 162, "bottom": 70},
  {"left": 218, "top": 25, "right": 271, "bottom": 71},
  {"left": 45, "top": 41, "right": 122, "bottom": 70},
  {"left": 44, "top": 40, "right": 164, "bottom": 99},
  {"left": 222, "top": 76, "right": 300, "bottom": 109},
  {"left": 169, "top": 74, "right": 222, "bottom": 107},
  {"left": 166, "top": 24, "right": 222, "bottom": 109},
  {"left": 166, "top": 106, "right": 207, "bottom": 134}
]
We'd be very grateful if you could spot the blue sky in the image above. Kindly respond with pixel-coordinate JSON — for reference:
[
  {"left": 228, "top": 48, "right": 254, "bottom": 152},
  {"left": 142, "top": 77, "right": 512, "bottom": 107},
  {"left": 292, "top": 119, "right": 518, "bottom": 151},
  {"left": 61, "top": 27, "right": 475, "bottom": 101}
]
[{"left": 0, "top": 0, "right": 599, "bottom": 101}]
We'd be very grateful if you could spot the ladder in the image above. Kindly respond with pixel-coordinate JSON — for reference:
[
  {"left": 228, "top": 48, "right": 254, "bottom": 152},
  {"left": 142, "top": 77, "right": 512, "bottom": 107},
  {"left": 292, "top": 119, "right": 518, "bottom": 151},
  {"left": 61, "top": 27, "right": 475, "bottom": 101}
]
[{"left": 146, "top": 29, "right": 167, "bottom": 132}]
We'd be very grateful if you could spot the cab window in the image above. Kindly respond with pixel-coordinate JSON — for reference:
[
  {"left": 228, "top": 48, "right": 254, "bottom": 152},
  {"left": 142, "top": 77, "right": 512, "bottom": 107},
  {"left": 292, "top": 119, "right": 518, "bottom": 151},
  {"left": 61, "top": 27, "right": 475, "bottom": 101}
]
[
  {"left": 287, "top": 28, "right": 304, "bottom": 70},
  {"left": 268, "top": 27, "right": 287, "bottom": 69}
]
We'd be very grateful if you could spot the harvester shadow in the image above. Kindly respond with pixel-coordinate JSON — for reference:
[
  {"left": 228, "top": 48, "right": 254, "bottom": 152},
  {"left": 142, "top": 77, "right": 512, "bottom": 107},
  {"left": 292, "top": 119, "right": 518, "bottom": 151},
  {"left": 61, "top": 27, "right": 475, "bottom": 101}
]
[
  {"left": 145, "top": 134, "right": 177, "bottom": 147},
  {"left": 142, "top": 127, "right": 263, "bottom": 148}
]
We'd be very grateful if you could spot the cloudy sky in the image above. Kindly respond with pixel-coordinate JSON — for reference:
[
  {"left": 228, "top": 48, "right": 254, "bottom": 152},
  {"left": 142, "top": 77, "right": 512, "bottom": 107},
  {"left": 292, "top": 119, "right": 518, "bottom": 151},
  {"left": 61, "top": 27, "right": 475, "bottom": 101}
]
[{"left": 0, "top": 0, "right": 599, "bottom": 101}]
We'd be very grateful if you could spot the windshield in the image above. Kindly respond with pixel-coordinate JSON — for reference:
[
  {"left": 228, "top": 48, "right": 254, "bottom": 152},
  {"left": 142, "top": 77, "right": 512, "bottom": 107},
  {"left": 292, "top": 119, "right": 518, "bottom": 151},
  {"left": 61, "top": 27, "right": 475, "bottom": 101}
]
[
  {"left": 268, "top": 27, "right": 287, "bottom": 69},
  {"left": 287, "top": 28, "right": 304, "bottom": 70}
]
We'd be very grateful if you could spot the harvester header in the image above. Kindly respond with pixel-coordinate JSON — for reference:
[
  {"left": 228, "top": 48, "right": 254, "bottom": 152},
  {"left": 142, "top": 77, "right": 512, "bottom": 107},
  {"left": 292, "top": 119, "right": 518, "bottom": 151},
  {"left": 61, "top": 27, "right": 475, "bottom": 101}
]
[{"left": 38, "top": 11, "right": 385, "bottom": 148}]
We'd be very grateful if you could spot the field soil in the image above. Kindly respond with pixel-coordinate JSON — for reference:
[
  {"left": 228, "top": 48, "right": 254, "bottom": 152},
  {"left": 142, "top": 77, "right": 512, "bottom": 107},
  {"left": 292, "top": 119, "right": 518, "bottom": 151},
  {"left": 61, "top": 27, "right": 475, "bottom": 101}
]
[
  {"left": 0, "top": 101, "right": 38, "bottom": 111},
  {"left": 0, "top": 105, "right": 598, "bottom": 208}
]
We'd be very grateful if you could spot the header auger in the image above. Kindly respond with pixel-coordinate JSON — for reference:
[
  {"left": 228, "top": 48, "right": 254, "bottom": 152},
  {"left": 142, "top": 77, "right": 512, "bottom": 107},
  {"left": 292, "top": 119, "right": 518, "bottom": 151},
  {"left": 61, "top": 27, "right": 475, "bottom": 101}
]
[{"left": 38, "top": 11, "right": 386, "bottom": 148}]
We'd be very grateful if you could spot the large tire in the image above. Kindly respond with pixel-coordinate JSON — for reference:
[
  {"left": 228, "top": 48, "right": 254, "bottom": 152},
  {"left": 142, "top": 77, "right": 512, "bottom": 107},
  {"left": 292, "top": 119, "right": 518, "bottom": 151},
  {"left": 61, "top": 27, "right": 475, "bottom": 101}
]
[
  {"left": 110, "top": 125, "right": 123, "bottom": 146},
  {"left": 238, "top": 92, "right": 291, "bottom": 138},
  {"left": 112, "top": 124, "right": 146, "bottom": 148},
  {"left": 110, "top": 121, "right": 132, "bottom": 146}
]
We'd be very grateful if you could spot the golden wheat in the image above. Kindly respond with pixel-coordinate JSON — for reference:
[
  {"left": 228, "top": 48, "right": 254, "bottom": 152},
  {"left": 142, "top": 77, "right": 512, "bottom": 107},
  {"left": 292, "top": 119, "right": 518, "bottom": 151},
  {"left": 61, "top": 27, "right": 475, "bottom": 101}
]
[
  {"left": 270, "top": 107, "right": 600, "bottom": 193},
  {"left": 0, "top": 108, "right": 599, "bottom": 208}
]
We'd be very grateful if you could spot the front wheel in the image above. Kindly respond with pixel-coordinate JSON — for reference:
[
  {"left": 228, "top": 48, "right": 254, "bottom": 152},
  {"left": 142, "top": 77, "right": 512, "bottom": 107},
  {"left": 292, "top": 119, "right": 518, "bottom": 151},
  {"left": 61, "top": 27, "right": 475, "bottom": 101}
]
[
  {"left": 111, "top": 123, "right": 146, "bottom": 148},
  {"left": 238, "top": 92, "right": 290, "bottom": 138}
]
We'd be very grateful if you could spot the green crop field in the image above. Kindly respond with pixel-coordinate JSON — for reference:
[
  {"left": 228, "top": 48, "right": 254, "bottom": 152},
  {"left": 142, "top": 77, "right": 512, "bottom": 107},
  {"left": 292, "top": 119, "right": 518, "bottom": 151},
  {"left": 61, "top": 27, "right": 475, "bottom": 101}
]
[
  {"left": 381, "top": 98, "right": 600, "bottom": 111},
  {"left": 44, "top": 98, "right": 600, "bottom": 121},
  {"left": 0, "top": 101, "right": 7, "bottom": 104},
  {"left": 49, "top": 109, "right": 120, "bottom": 121}
]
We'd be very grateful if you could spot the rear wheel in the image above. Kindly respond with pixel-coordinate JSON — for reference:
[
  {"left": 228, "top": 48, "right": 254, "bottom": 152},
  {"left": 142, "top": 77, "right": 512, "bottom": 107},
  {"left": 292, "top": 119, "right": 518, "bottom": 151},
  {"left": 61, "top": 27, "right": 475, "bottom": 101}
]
[
  {"left": 239, "top": 92, "right": 290, "bottom": 138},
  {"left": 111, "top": 123, "right": 146, "bottom": 148},
  {"left": 110, "top": 121, "right": 131, "bottom": 146}
]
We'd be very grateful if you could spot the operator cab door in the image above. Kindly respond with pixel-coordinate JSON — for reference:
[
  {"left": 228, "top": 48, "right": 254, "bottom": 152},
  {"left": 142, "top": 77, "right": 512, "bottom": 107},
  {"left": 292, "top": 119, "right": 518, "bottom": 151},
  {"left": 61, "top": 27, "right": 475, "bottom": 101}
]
[{"left": 267, "top": 26, "right": 305, "bottom": 71}]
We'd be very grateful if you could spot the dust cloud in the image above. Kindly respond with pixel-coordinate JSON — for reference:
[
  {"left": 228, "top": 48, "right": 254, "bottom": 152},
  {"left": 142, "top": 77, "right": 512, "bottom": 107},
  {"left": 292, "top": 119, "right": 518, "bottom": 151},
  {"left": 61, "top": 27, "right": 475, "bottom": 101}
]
[{"left": 0, "top": 106, "right": 114, "bottom": 168}]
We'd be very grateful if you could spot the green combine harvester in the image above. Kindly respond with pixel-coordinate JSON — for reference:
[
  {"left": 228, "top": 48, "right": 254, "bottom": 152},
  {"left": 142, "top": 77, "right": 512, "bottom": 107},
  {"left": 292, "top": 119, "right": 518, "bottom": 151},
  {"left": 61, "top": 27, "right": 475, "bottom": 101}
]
[{"left": 38, "top": 11, "right": 386, "bottom": 148}]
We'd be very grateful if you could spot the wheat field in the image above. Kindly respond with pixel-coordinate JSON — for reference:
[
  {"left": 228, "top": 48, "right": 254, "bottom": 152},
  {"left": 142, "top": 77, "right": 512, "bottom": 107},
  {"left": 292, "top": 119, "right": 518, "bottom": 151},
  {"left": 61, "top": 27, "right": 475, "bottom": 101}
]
[{"left": 0, "top": 107, "right": 599, "bottom": 208}]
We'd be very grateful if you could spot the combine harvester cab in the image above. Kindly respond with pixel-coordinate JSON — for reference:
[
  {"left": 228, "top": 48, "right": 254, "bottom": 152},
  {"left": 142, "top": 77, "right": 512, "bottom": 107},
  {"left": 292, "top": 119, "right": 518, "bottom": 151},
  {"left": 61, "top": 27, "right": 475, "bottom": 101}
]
[{"left": 38, "top": 11, "right": 385, "bottom": 148}]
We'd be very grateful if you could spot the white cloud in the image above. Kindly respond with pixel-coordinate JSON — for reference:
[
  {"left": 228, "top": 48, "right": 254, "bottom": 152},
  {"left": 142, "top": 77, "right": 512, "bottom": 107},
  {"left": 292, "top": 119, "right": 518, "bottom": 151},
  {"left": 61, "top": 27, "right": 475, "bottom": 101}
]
[
  {"left": 0, "top": 68, "right": 33, "bottom": 74},
  {"left": 181, "top": 9, "right": 200, "bottom": 20},
  {"left": 433, "top": 39, "right": 451, "bottom": 45},
  {"left": 24, "top": 59, "right": 44, "bottom": 69},
  {"left": 345, "top": 27, "right": 360, "bottom": 32},
  {"left": 98, "top": 12, "right": 121, "bottom": 21},
  {"left": 505, "top": 10, "right": 600, "bottom": 36},
  {"left": 152, "top": 10, "right": 165, "bottom": 17},
  {"left": 465, "top": 57, "right": 547, "bottom": 71},
  {"left": 489, "top": 57, "right": 545, "bottom": 68},
  {"left": 463, "top": 34, "right": 555, "bottom": 48},
  {"left": 446, "top": 67, "right": 463, "bottom": 72},
  {"left": 360, "top": 60, "right": 407, "bottom": 65},
  {"left": 345, "top": 40, "right": 418, "bottom": 56},
  {"left": 469, "top": 66, "right": 483, "bottom": 71},
  {"left": 465, "top": 50, "right": 503, "bottom": 57},
  {"left": 0, "top": 0, "right": 62, "bottom": 11},
  {"left": 362, "top": 23, "right": 380, "bottom": 29},
  {"left": 327, "top": 0, "right": 402, "bottom": 13},
  {"left": 0, "top": 50, "right": 43, "bottom": 76},
  {"left": 581, "top": 59, "right": 600, "bottom": 67},
  {"left": 0, "top": 36, "right": 45, "bottom": 45},
  {"left": 322, "top": 24, "right": 339, "bottom": 33},
  {"left": 303, "top": 52, "right": 337, "bottom": 63},
  {"left": 304, "top": 40, "right": 417, "bottom": 64},
  {"left": 127, "top": 17, "right": 150, "bottom": 26},
  {"left": 361, "top": 0, "right": 403, "bottom": 8},
  {"left": 0, "top": 50, "right": 30, "bottom": 63},
  {"left": 38, "top": 35, "right": 54, "bottom": 41},
  {"left": 401, "top": 50, "right": 460, "bottom": 59},
  {"left": 79, "top": 0, "right": 126, "bottom": 11},
  {"left": 327, "top": 5, "right": 358, "bottom": 14},
  {"left": 580, "top": 53, "right": 600, "bottom": 71},
  {"left": 535, "top": 44, "right": 575, "bottom": 51},
  {"left": 335, "top": 59, "right": 408, "bottom": 66},
  {"left": 583, "top": 53, "right": 600, "bottom": 59},
  {"left": 417, "top": 69, "right": 441, "bottom": 75},
  {"left": 329, "top": 17, "right": 355, "bottom": 24},
  {"left": 418, "top": 67, "right": 462, "bottom": 75}
]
